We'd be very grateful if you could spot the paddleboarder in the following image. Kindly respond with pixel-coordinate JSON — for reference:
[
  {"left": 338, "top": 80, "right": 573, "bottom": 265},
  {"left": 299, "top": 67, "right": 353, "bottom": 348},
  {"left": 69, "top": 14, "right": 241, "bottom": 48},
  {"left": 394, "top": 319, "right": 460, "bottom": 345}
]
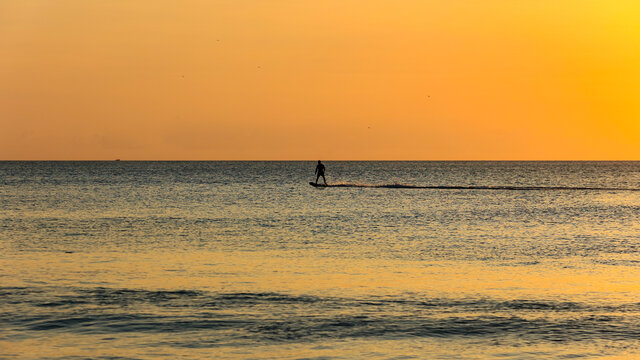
[{"left": 315, "top": 161, "right": 327, "bottom": 185}]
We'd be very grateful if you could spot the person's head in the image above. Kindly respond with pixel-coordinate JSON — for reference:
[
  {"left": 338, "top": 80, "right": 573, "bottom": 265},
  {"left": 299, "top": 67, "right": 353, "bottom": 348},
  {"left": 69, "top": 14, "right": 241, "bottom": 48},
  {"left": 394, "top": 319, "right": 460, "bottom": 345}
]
[{"left": 318, "top": 160, "right": 322, "bottom": 164}]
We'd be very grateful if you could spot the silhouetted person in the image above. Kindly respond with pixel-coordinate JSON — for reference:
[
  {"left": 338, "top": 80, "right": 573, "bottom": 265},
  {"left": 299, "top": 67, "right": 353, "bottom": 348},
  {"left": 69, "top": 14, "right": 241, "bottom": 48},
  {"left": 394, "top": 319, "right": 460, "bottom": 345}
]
[{"left": 315, "top": 160, "right": 327, "bottom": 185}]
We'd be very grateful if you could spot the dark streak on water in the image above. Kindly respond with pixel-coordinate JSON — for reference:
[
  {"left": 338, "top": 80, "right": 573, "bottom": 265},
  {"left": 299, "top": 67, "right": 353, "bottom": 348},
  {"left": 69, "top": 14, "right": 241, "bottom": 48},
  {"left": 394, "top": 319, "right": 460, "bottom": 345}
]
[
  {"left": 312, "top": 183, "right": 640, "bottom": 191},
  {"left": 2, "top": 287, "right": 640, "bottom": 346}
]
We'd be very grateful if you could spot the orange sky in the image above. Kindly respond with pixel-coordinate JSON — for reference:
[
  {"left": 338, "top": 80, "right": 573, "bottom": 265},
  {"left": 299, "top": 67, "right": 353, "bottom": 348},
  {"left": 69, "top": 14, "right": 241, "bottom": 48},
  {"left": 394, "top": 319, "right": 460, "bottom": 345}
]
[{"left": 1, "top": 0, "right": 639, "bottom": 160}]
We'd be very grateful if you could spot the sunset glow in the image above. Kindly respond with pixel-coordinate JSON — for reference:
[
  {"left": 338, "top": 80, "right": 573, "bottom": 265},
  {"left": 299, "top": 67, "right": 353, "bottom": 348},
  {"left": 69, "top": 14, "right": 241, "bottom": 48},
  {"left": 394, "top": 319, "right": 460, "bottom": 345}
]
[{"left": 2, "top": 0, "right": 639, "bottom": 160}]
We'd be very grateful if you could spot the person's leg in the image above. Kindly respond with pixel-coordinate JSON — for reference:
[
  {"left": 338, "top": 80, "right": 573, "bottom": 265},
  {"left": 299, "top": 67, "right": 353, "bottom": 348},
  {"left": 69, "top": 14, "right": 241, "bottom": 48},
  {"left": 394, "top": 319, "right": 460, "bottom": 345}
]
[
  {"left": 322, "top": 174, "right": 327, "bottom": 185},
  {"left": 316, "top": 174, "right": 320, "bottom": 184}
]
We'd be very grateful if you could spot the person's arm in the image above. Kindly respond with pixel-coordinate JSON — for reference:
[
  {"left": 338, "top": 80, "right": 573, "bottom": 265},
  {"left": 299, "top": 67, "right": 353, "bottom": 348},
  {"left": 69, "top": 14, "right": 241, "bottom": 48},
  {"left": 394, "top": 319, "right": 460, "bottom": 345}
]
[{"left": 315, "top": 166, "right": 318, "bottom": 174}]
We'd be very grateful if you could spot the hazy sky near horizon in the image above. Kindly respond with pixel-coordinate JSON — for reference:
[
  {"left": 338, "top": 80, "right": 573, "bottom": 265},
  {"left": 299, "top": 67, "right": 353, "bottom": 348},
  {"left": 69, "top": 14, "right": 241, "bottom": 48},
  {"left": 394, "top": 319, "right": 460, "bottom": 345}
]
[{"left": 1, "top": 0, "right": 639, "bottom": 160}]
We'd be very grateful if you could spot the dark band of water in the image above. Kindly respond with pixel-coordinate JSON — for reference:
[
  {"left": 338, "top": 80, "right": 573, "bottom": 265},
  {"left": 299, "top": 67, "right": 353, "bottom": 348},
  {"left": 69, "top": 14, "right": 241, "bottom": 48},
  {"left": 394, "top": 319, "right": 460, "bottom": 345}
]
[
  {"left": 314, "top": 183, "right": 640, "bottom": 191},
  {"left": 3, "top": 287, "right": 640, "bottom": 347}
]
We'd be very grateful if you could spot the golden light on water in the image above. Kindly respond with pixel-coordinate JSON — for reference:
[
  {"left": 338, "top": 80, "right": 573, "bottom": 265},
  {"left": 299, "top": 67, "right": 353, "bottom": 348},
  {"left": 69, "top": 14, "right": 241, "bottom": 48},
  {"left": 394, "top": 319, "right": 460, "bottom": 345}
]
[
  {"left": 2, "top": 161, "right": 640, "bottom": 358},
  {"left": 3, "top": 249, "right": 640, "bottom": 358}
]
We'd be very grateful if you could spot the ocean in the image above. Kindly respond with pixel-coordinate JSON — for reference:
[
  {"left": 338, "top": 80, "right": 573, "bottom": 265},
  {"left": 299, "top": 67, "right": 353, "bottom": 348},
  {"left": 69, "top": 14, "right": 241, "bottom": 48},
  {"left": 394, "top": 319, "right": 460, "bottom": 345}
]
[{"left": 1, "top": 161, "right": 640, "bottom": 359}]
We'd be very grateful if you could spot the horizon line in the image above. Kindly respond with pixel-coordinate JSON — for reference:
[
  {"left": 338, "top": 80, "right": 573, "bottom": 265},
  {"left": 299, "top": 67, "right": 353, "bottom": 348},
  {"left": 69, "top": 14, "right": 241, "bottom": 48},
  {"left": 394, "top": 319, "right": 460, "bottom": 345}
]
[{"left": 2, "top": 159, "right": 640, "bottom": 162}]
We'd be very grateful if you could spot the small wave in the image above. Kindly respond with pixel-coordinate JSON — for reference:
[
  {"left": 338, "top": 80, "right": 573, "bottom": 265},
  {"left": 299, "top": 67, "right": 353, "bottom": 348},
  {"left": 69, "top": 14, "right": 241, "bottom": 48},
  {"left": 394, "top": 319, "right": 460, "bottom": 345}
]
[
  {"left": 10, "top": 305, "right": 640, "bottom": 345},
  {"left": 4, "top": 287, "right": 640, "bottom": 347},
  {"left": 320, "top": 183, "right": 640, "bottom": 191}
]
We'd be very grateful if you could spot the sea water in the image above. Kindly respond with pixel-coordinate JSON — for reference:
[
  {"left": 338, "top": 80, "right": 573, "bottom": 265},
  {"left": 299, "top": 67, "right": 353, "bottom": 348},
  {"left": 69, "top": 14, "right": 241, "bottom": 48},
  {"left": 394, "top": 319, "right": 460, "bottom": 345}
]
[{"left": 1, "top": 161, "right": 640, "bottom": 359}]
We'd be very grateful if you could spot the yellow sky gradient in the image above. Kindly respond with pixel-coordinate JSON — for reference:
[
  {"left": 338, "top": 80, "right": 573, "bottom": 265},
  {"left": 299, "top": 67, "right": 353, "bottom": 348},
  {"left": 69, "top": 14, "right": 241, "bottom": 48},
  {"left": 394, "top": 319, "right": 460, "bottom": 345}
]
[{"left": 1, "top": 0, "right": 639, "bottom": 160}]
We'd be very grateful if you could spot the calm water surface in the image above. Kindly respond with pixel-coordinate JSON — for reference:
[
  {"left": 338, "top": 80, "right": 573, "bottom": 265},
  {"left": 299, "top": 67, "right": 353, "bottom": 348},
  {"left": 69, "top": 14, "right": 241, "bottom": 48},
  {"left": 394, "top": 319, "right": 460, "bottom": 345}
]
[{"left": 1, "top": 161, "right": 640, "bottom": 359}]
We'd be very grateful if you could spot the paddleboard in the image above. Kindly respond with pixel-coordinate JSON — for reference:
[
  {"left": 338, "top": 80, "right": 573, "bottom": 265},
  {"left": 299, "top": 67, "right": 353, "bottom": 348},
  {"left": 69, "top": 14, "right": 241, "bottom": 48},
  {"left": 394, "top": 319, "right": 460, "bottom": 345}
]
[{"left": 309, "top": 182, "right": 328, "bottom": 187}]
